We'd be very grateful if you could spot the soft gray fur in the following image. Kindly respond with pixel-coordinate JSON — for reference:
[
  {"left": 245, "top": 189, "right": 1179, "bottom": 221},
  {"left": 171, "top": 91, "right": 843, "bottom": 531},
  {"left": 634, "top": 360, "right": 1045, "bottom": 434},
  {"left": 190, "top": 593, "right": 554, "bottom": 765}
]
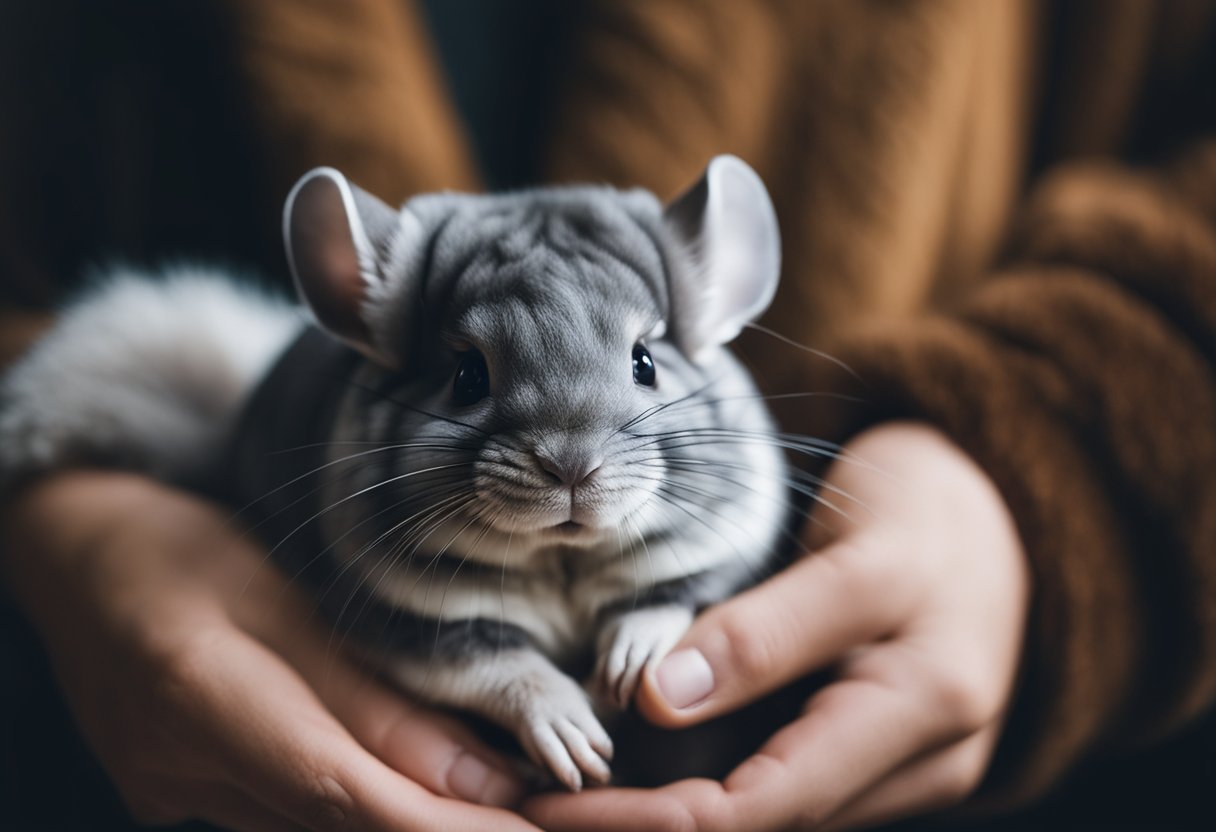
[
  {"left": 0, "top": 157, "right": 787, "bottom": 790},
  {"left": 0, "top": 270, "right": 304, "bottom": 484}
]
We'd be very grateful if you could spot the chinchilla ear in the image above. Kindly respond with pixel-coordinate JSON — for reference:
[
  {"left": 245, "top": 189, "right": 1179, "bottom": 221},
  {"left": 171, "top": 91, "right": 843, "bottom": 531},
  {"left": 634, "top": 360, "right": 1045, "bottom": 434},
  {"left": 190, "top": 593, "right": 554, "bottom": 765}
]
[
  {"left": 283, "top": 167, "right": 422, "bottom": 366},
  {"left": 662, "top": 155, "right": 781, "bottom": 363}
]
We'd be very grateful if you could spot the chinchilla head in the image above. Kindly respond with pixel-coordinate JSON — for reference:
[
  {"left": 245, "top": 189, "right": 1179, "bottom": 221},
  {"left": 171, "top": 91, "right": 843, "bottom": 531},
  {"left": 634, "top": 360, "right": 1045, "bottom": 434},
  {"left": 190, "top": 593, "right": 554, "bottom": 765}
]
[{"left": 283, "top": 156, "right": 786, "bottom": 567}]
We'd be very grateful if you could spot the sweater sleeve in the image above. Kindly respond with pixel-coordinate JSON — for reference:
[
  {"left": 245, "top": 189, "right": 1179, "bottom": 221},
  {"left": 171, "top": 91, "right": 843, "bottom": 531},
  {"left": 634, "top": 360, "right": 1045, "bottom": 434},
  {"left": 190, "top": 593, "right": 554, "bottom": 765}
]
[{"left": 760, "top": 147, "right": 1216, "bottom": 809}]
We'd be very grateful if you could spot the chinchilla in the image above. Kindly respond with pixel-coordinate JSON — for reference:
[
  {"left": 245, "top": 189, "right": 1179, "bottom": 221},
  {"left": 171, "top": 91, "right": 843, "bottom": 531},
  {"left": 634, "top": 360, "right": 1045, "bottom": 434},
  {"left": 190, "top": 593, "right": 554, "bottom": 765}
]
[{"left": 0, "top": 156, "right": 799, "bottom": 789}]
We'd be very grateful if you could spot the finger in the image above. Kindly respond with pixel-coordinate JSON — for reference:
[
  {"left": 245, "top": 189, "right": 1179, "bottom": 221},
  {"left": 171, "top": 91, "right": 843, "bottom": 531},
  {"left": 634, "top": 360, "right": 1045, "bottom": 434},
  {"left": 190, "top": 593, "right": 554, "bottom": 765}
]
[
  {"left": 179, "top": 783, "right": 312, "bottom": 832},
  {"left": 819, "top": 728, "right": 998, "bottom": 832},
  {"left": 704, "top": 675, "right": 962, "bottom": 831},
  {"left": 534, "top": 673, "right": 961, "bottom": 832},
  {"left": 525, "top": 779, "right": 732, "bottom": 832},
  {"left": 187, "top": 628, "right": 541, "bottom": 832},
  {"left": 526, "top": 666, "right": 967, "bottom": 832},
  {"left": 237, "top": 580, "right": 526, "bottom": 807},
  {"left": 636, "top": 537, "right": 909, "bottom": 727},
  {"left": 321, "top": 671, "right": 524, "bottom": 807}
]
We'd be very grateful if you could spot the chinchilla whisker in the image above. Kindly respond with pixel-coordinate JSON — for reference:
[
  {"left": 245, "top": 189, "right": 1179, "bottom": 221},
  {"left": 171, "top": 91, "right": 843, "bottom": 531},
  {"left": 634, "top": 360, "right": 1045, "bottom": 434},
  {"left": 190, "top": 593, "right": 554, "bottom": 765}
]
[
  {"left": 236, "top": 459, "right": 470, "bottom": 579},
  {"left": 494, "top": 527, "right": 513, "bottom": 665},
  {"left": 403, "top": 514, "right": 483, "bottom": 603},
  {"left": 266, "top": 436, "right": 482, "bottom": 455},
  {"left": 382, "top": 495, "right": 477, "bottom": 578},
  {"left": 234, "top": 462, "right": 365, "bottom": 576},
  {"left": 315, "top": 493, "right": 473, "bottom": 622},
  {"left": 355, "top": 501, "right": 466, "bottom": 637},
  {"left": 378, "top": 503, "right": 476, "bottom": 617},
  {"left": 489, "top": 434, "right": 529, "bottom": 455},
  {"left": 350, "top": 378, "right": 490, "bottom": 438},
  {"left": 315, "top": 488, "right": 475, "bottom": 644},
  {"left": 330, "top": 494, "right": 478, "bottom": 659},
  {"left": 240, "top": 467, "right": 466, "bottom": 603},
  {"left": 742, "top": 322, "right": 867, "bottom": 384},
  {"left": 643, "top": 432, "right": 861, "bottom": 468},
  {"left": 617, "top": 375, "right": 723, "bottom": 432},
  {"left": 322, "top": 490, "right": 474, "bottom": 616},
  {"left": 231, "top": 440, "right": 474, "bottom": 528},
  {"left": 622, "top": 483, "right": 694, "bottom": 588},
  {"left": 632, "top": 425, "right": 848, "bottom": 456},
  {"left": 315, "top": 487, "right": 474, "bottom": 604},
  {"left": 656, "top": 457, "right": 856, "bottom": 530},
  {"left": 652, "top": 488, "right": 775, "bottom": 586},
  {"left": 648, "top": 437, "right": 845, "bottom": 466},
  {"left": 661, "top": 454, "right": 874, "bottom": 516},
  {"left": 669, "top": 426, "right": 870, "bottom": 466},
  {"left": 624, "top": 514, "right": 658, "bottom": 589},
  {"left": 613, "top": 520, "right": 641, "bottom": 612},
  {"left": 631, "top": 424, "right": 841, "bottom": 447},
  {"left": 637, "top": 389, "right": 865, "bottom": 419},
  {"left": 644, "top": 458, "right": 860, "bottom": 525},
  {"left": 408, "top": 514, "right": 486, "bottom": 697},
  {"left": 268, "top": 483, "right": 470, "bottom": 611},
  {"left": 654, "top": 481, "right": 814, "bottom": 568},
  {"left": 433, "top": 515, "right": 497, "bottom": 658},
  {"left": 264, "top": 462, "right": 473, "bottom": 564},
  {"left": 641, "top": 461, "right": 817, "bottom": 516}
]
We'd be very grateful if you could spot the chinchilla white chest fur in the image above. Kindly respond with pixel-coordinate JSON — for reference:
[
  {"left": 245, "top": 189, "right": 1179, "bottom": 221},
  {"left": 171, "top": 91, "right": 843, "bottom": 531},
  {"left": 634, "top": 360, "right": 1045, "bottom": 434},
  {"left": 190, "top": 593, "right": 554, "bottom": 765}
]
[{"left": 0, "top": 156, "right": 792, "bottom": 789}]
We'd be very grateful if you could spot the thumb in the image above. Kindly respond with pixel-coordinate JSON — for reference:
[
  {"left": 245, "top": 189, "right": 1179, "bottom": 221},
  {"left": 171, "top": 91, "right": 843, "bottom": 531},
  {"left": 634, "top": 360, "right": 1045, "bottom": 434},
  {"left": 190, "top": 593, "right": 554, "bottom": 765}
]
[
  {"left": 323, "top": 667, "right": 526, "bottom": 808},
  {"left": 635, "top": 541, "right": 893, "bottom": 728}
]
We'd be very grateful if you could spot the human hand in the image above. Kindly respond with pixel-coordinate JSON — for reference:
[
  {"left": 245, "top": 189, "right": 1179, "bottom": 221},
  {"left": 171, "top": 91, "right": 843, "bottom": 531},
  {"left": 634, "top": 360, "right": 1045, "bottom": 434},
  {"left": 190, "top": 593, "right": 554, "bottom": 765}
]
[
  {"left": 1, "top": 471, "right": 540, "bottom": 832},
  {"left": 527, "top": 422, "right": 1029, "bottom": 831}
]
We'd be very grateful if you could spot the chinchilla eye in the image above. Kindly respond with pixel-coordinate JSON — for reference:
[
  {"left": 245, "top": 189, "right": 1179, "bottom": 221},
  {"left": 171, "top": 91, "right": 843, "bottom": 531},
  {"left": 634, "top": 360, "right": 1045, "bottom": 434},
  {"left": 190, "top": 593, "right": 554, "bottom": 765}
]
[
  {"left": 632, "top": 343, "right": 656, "bottom": 387},
  {"left": 453, "top": 350, "right": 489, "bottom": 405}
]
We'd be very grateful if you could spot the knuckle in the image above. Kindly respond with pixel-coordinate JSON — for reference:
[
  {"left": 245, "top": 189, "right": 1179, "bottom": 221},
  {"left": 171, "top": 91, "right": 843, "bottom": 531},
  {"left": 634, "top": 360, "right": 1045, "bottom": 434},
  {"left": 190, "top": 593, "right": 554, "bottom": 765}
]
[
  {"left": 934, "top": 752, "right": 985, "bottom": 806},
  {"left": 156, "top": 644, "right": 207, "bottom": 693},
  {"left": 930, "top": 670, "right": 995, "bottom": 734},
  {"left": 790, "top": 805, "right": 831, "bottom": 830},
  {"left": 828, "top": 537, "right": 882, "bottom": 584},
  {"left": 146, "top": 655, "right": 206, "bottom": 727},
  {"left": 297, "top": 770, "right": 357, "bottom": 832},
  {"left": 715, "top": 607, "right": 783, "bottom": 682},
  {"left": 654, "top": 801, "right": 700, "bottom": 832},
  {"left": 149, "top": 630, "right": 223, "bottom": 701},
  {"left": 830, "top": 536, "right": 909, "bottom": 615}
]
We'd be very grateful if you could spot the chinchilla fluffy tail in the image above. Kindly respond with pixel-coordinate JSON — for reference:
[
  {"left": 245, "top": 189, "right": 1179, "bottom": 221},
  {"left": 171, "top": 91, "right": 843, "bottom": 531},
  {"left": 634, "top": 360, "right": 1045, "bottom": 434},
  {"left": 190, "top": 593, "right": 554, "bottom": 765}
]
[{"left": 0, "top": 266, "right": 304, "bottom": 489}]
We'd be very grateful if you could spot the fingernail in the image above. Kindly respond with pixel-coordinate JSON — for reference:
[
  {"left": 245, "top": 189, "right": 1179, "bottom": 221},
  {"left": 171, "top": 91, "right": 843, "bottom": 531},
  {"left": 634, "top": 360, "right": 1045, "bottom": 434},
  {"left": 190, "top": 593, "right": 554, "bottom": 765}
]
[
  {"left": 655, "top": 648, "right": 715, "bottom": 710},
  {"left": 448, "top": 752, "right": 523, "bottom": 807}
]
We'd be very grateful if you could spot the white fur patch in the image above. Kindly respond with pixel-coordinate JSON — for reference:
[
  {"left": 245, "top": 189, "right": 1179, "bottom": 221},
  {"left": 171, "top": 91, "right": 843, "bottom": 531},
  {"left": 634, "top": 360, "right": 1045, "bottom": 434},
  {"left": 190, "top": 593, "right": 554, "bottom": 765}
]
[
  {"left": 385, "top": 647, "right": 614, "bottom": 790},
  {"left": 0, "top": 266, "right": 304, "bottom": 484},
  {"left": 594, "top": 604, "right": 693, "bottom": 709}
]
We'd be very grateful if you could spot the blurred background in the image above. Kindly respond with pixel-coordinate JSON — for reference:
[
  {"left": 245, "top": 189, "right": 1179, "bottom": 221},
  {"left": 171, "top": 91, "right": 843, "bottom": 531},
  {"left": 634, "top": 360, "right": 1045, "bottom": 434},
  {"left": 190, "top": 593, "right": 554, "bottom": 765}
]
[{"left": 1, "top": 1, "right": 1214, "bottom": 829}]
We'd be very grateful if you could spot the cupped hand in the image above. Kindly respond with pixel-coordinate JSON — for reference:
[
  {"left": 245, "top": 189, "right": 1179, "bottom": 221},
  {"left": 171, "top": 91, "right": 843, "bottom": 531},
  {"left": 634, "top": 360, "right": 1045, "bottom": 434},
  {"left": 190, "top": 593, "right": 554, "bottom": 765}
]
[
  {"left": 527, "top": 422, "right": 1030, "bottom": 831},
  {"left": 1, "top": 471, "right": 539, "bottom": 832}
]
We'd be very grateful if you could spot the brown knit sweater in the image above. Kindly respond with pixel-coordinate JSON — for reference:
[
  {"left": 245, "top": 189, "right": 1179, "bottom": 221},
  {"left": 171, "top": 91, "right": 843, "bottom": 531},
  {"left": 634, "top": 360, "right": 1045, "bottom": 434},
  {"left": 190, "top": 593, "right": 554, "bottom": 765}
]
[
  {"left": 2, "top": 0, "right": 1214, "bottom": 821},
  {"left": 540, "top": 0, "right": 1216, "bottom": 812}
]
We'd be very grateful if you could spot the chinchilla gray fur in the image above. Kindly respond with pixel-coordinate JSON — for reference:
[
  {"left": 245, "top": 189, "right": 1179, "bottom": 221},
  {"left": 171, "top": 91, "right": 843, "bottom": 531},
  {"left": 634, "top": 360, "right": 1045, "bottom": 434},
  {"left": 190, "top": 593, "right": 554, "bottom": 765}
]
[
  {"left": 0, "top": 271, "right": 304, "bottom": 485},
  {"left": 0, "top": 156, "right": 789, "bottom": 790}
]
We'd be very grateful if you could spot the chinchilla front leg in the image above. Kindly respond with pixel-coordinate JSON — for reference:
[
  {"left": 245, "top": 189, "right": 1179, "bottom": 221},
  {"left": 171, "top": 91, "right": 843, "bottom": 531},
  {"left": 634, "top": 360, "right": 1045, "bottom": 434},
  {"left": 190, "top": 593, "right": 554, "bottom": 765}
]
[
  {"left": 385, "top": 648, "right": 614, "bottom": 791},
  {"left": 593, "top": 604, "right": 694, "bottom": 710}
]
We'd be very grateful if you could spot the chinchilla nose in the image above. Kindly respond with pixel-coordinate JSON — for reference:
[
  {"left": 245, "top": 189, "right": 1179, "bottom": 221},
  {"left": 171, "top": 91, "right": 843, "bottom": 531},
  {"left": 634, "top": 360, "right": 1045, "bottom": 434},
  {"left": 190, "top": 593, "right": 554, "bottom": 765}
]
[{"left": 533, "top": 441, "right": 603, "bottom": 488}]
